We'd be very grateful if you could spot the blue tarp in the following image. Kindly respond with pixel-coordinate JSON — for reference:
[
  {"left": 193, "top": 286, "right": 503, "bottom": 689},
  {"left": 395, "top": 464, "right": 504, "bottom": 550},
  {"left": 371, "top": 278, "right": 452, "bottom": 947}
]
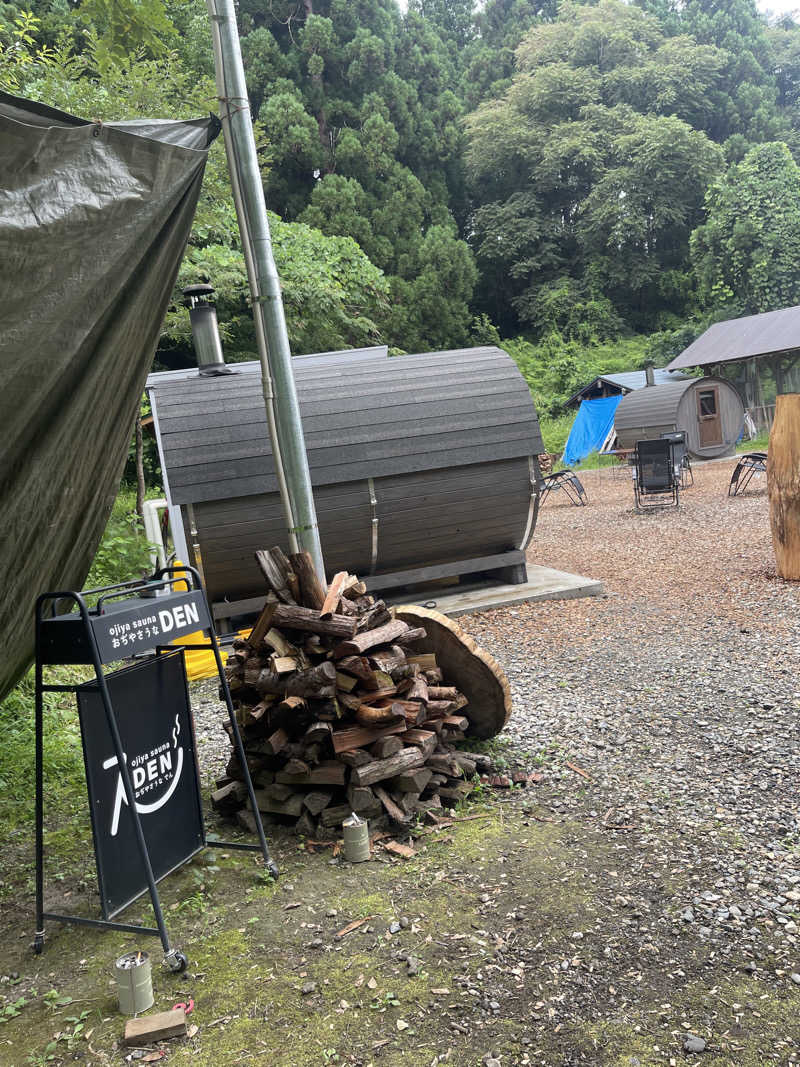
[{"left": 562, "top": 395, "right": 622, "bottom": 466}]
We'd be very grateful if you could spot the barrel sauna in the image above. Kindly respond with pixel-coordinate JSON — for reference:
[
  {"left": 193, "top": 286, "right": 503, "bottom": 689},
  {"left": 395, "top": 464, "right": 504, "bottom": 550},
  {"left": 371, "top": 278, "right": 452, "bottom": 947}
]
[
  {"left": 768, "top": 393, "right": 800, "bottom": 580},
  {"left": 147, "top": 346, "right": 544, "bottom": 625},
  {"left": 614, "top": 375, "right": 744, "bottom": 459}
]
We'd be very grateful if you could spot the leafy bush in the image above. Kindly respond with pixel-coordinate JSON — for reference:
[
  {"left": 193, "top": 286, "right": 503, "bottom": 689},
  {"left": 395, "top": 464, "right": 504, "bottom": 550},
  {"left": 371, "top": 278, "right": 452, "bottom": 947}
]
[{"left": 83, "top": 489, "right": 154, "bottom": 592}]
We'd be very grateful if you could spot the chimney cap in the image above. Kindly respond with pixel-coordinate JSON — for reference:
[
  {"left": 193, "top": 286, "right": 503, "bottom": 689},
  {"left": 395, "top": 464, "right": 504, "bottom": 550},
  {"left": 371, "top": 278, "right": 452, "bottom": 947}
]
[{"left": 182, "top": 283, "right": 215, "bottom": 306}]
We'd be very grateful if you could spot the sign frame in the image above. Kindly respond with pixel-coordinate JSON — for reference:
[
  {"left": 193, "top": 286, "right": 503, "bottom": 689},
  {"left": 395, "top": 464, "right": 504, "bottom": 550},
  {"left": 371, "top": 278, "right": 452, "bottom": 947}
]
[{"left": 76, "top": 649, "right": 205, "bottom": 919}]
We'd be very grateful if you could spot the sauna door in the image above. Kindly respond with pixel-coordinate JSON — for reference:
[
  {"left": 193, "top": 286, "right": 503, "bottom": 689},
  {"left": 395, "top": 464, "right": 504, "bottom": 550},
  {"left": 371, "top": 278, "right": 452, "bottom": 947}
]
[{"left": 697, "top": 386, "right": 722, "bottom": 446}]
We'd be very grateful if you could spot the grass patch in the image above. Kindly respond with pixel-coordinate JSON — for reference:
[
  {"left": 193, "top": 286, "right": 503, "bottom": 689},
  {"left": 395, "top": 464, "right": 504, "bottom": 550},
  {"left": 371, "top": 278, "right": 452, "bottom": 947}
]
[{"left": 736, "top": 430, "right": 769, "bottom": 453}]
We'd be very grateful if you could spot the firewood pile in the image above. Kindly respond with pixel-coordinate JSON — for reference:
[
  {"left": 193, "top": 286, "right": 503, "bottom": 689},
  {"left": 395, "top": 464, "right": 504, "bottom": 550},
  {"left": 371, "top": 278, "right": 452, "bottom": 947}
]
[{"left": 212, "top": 548, "right": 498, "bottom": 838}]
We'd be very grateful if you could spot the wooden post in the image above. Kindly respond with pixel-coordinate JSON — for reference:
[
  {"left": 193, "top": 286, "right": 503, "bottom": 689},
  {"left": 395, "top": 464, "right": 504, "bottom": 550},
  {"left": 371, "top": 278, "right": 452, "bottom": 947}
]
[{"left": 768, "top": 393, "right": 800, "bottom": 579}]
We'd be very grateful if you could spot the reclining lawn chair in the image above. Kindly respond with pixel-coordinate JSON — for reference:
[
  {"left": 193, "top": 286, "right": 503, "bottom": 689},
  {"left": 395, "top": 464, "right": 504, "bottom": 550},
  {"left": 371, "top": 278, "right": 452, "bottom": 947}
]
[
  {"left": 660, "top": 430, "right": 693, "bottom": 488},
  {"left": 633, "top": 438, "right": 680, "bottom": 511},
  {"left": 540, "top": 468, "right": 588, "bottom": 506},
  {"left": 728, "top": 451, "right": 767, "bottom": 496}
]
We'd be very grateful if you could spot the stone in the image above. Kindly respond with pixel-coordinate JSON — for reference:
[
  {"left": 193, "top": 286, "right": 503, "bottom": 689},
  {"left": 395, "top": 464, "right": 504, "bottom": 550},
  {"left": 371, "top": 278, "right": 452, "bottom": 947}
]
[{"left": 683, "top": 1035, "right": 706, "bottom": 1053}]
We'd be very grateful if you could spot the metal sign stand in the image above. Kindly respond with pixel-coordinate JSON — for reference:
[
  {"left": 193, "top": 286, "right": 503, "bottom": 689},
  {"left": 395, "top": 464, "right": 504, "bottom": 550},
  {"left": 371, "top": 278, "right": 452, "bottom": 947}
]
[{"left": 34, "top": 564, "right": 277, "bottom": 972}]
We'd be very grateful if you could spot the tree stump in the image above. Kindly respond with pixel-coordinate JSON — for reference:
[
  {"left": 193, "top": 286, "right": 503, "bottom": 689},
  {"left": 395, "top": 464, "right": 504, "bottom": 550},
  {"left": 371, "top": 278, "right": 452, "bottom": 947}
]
[
  {"left": 395, "top": 605, "right": 512, "bottom": 739},
  {"left": 768, "top": 393, "right": 800, "bottom": 580}
]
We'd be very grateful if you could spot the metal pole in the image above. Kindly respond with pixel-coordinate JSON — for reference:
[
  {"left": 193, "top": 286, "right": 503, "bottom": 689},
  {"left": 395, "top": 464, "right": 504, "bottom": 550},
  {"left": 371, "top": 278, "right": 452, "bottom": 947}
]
[{"left": 206, "top": 0, "right": 325, "bottom": 581}]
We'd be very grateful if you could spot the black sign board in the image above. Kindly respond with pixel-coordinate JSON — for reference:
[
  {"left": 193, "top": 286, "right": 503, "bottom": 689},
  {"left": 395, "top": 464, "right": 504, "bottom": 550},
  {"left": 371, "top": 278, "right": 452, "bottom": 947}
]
[
  {"left": 91, "top": 590, "right": 210, "bottom": 662},
  {"left": 76, "top": 650, "right": 204, "bottom": 918}
]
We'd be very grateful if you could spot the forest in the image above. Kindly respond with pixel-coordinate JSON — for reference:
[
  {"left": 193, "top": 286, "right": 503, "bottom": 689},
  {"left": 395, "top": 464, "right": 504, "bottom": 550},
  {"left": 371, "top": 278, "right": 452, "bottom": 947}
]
[{"left": 4, "top": 0, "right": 800, "bottom": 432}]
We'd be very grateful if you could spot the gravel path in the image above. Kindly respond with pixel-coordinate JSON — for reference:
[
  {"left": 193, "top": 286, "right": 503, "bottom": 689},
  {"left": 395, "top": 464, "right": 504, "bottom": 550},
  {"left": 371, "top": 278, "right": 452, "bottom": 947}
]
[{"left": 463, "top": 458, "right": 800, "bottom": 998}]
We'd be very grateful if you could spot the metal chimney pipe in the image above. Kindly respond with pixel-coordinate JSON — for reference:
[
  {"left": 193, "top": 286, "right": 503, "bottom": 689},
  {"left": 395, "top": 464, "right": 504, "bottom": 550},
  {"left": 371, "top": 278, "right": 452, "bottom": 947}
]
[
  {"left": 183, "top": 283, "right": 233, "bottom": 376},
  {"left": 644, "top": 360, "right": 655, "bottom": 387}
]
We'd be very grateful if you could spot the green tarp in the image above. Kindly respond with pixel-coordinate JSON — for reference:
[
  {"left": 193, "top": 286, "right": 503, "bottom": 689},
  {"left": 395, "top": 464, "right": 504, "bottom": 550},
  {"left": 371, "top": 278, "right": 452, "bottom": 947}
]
[{"left": 0, "top": 92, "right": 219, "bottom": 701}]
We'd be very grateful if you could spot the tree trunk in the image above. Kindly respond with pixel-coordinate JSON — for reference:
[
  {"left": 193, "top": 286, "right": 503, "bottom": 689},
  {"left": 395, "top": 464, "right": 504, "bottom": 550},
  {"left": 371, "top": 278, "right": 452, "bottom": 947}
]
[{"left": 768, "top": 393, "right": 800, "bottom": 580}]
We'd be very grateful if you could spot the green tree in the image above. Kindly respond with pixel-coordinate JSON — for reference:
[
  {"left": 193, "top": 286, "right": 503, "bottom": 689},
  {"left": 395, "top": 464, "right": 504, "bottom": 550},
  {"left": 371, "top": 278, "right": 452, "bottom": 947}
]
[
  {"left": 464, "top": 0, "right": 725, "bottom": 336},
  {"left": 239, "top": 0, "right": 477, "bottom": 351},
  {"left": 690, "top": 141, "right": 800, "bottom": 314}
]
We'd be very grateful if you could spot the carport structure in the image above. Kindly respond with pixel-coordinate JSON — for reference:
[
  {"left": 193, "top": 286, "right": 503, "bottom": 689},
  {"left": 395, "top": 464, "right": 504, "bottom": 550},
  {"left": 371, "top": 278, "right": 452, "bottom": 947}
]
[{"left": 668, "top": 305, "right": 800, "bottom": 430}]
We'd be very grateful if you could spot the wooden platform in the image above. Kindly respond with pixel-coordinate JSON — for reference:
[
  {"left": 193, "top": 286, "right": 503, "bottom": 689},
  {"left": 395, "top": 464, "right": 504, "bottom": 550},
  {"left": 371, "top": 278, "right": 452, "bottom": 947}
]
[{"left": 387, "top": 563, "right": 604, "bottom": 618}]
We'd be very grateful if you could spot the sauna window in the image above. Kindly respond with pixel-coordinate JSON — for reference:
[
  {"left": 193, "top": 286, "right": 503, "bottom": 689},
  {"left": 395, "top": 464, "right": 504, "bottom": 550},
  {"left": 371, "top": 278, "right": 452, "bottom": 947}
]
[{"left": 698, "top": 390, "right": 717, "bottom": 417}]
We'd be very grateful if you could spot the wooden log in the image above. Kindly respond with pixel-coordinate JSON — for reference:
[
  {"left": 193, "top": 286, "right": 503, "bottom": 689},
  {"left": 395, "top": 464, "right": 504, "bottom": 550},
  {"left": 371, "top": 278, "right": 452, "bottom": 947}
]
[
  {"left": 373, "top": 785, "right": 409, "bottom": 824},
  {"left": 356, "top": 600, "right": 392, "bottom": 633},
  {"left": 356, "top": 702, "right": 403, "bottom": 726},
  {"left": 391, "top": 699, "right": 426, "bottom": 727},
  {"left": 275, "top": 760, "right": 347, "bottom": 787},
  {"left": 395, "top": 606, "right": 512, "bottom": 740},
  {"left": 296, "top": 810, "right": 317, "bottom": 837},
  {"left": 442, "top": 714, "right": 470, "bottom": 732},
  {"left": 401, "top": 728, "right": 437, "bottom": 758},
  {"left": 290, "top": 550, "right": 327, "bottom": 610},
  {"left": 427, "top": 686, "right": 459, "bottom": 701},
  {"left": 337, "top": 748, "right": 375, "bottom": 768},
  {"left": 319, "top": 803, "right": 351, "bottom": 828},
  {"left": 250, "top": 789, "right": 305, "bottom": 817},
  {"left": 320, "top": 570, "right": 349, "bottom": 618},
  {"left": 336, "top": 655, "right": 374, "bottom": 681},
  {"left": 347, "top": 784, "right": 377, "bottom": 811},
  {"left": 255, "top": 548, "right": 297, "bottom": 604},
  {"left": 769, "top": 393, "right": 800, "bottom": 579},
  {"left": 124, "top": 1009, "right": 187, "bottom": 1047},
  {"left": 274, "top": 695, "right": 307, "bottom": 719},
  {"left": 247, "top": 596, "right": 278, "bottom": 649},
  {"left": 256, "top": 669, "right": 285, "bottom": 696},
  {"left": 332, "top": 718, "right": 407, "bottom": 753},
  {"left": 350, "top": 747, "right": 425, "bottom": 787},
  {"left": 407, "top": 653, "right": 437, "bottom": 670},
  {"left": 264, "top": 627, "right": 294, "bottom": 656},
  {"left": 405, "top": 674, "right": 429, "bottom": 703},
  {"left": 284, "top": 758, "right": 309, "bottom": 776},
  {"left": 335, "top": 671, "right": 358, "bottom": 692},
  {"left": 333, "top": 619, "right": 411, "bottom": 658},
  {"left": 270, "top": 655, "right": 299, "bottom": 674},
  {"left": 424, "top": 667, "right": 444, "bottom": 685},
  {"left": 389, "top": 767, "right": 432, "bottom": 794},
  {"left": 342, "top": 577, "right": 367, "bottom": 598},
  {"left": 262, "top": 727, "right": 289, "bottom": 756},
  {"left": 370, "top": 735, "right": 403, "bottom": 759},
  {"left": 393, "top": 626, "right": 427, "bottom": 647},
  {"left": 359, "top": 669, "right": 395, "bottom": 692},
  {"left": 272, "top": 603, "right": 356, "bottom": 639},
  {"left": 211, "top": 780, "right": 246, "bottom": 812},
  {"left": 302, "top": 720, "right": 333, "bottom": 746},
  {"left": 303, "top": 790, "right": 333, "bottom": 816},
  {"left": 286, "top": 660, "right": 337, "bottom": 699},
  {"left": 369, "top": 646, "right": 408, "bottom": 674},
  {"left": 453, "top": 753, "right": 478, "bottom": 777}
]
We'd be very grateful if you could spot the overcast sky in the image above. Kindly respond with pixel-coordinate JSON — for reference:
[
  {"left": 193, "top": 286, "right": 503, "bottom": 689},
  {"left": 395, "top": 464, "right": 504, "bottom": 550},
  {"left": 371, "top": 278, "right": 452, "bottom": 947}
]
[{"left": 756, "top": 0, "right": 800, "bottom": 17}]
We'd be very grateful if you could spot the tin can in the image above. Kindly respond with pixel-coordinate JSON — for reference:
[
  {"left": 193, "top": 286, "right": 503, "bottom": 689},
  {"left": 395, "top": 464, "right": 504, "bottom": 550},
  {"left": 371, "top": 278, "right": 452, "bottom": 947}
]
[
  {"left": 342, "top": 813, "right": 370, "bottom": 862},
  {"left": 115, "top": 950, "right": 154, "bottom": 1015}
]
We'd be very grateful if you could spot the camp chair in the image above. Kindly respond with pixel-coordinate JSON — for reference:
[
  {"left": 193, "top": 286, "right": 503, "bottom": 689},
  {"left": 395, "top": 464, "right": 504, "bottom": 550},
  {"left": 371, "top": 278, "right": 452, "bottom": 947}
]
[
  {"left": 540, "top": 468, "right": 588, "bottom": 506},
  {"left": 660, "top": 430, "right": 693, "bottom": 488},
  {"left": 728, "top": 452, "right": 767, "bottom": 497},
  {"left": 633, "top": 439, "right": 679, "bottom": 511}
]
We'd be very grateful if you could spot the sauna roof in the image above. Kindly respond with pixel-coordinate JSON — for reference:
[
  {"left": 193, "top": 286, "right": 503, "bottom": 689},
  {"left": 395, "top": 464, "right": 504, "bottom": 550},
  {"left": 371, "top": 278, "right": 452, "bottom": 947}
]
[{"left": 147, "top": 346, "right": 544, "bottom": 505}]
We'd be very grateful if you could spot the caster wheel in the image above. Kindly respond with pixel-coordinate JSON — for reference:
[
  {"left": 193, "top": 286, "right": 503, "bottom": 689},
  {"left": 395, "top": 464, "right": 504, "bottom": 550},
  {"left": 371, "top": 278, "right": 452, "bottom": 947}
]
[{"left": 164, "top": 949, "right": 188, "bottom": 974}]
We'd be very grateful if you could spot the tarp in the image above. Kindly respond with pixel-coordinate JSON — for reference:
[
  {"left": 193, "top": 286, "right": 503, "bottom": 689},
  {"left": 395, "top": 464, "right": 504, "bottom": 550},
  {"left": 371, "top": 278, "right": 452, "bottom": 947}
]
[
  {"left": 0, "top": 92, "right": 219, "bottom": 702},
  {"left": 562, "top": 395, "right": 622, "bottom": 466}
]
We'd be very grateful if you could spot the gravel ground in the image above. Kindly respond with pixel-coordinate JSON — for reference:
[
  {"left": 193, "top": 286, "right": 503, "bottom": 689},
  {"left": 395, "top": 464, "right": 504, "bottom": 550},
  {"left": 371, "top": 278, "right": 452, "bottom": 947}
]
[
  {"left": 186, "top": 456, "right": 800, "bottom": 1062},
  {"left": 460, "top": 458, "right": 800, "bottom": 1041}
]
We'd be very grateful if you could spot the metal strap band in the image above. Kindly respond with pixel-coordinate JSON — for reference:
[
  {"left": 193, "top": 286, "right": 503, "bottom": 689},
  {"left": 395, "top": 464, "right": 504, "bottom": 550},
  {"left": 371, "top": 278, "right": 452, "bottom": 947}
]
[
  {"left": 367, "top": 477, "right": 379, "bottom": 575},
  {"left": 518, "top": 455, "right": 540, "bottom": 552}
]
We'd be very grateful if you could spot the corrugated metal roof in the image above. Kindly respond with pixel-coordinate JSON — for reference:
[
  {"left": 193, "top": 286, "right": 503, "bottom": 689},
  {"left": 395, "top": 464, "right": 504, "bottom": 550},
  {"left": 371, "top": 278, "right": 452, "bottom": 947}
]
[
  {"left": 148, "top": 346, "right": 544, "bottom": 506},
  {"left": 568, "top": 368, "right": 688, "bottom": 405},
  {"left": 668, "top": 305, "right": 800, "bottom": 370}
]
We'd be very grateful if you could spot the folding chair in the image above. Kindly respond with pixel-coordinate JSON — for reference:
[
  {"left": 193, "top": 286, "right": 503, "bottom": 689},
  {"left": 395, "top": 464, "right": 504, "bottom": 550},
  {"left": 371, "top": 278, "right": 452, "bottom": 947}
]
[
  {"left": 540, "top": 469, "right": 588, "bottom": 506},
  {"left": 660, "top": 431, "right": 693, "bottom": 488},
  {"left": 633, "top": 439, "right": 680, "bottom": 511},
  {"left": 728, "top": 452, "right": 767, "bottom": 497}
]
